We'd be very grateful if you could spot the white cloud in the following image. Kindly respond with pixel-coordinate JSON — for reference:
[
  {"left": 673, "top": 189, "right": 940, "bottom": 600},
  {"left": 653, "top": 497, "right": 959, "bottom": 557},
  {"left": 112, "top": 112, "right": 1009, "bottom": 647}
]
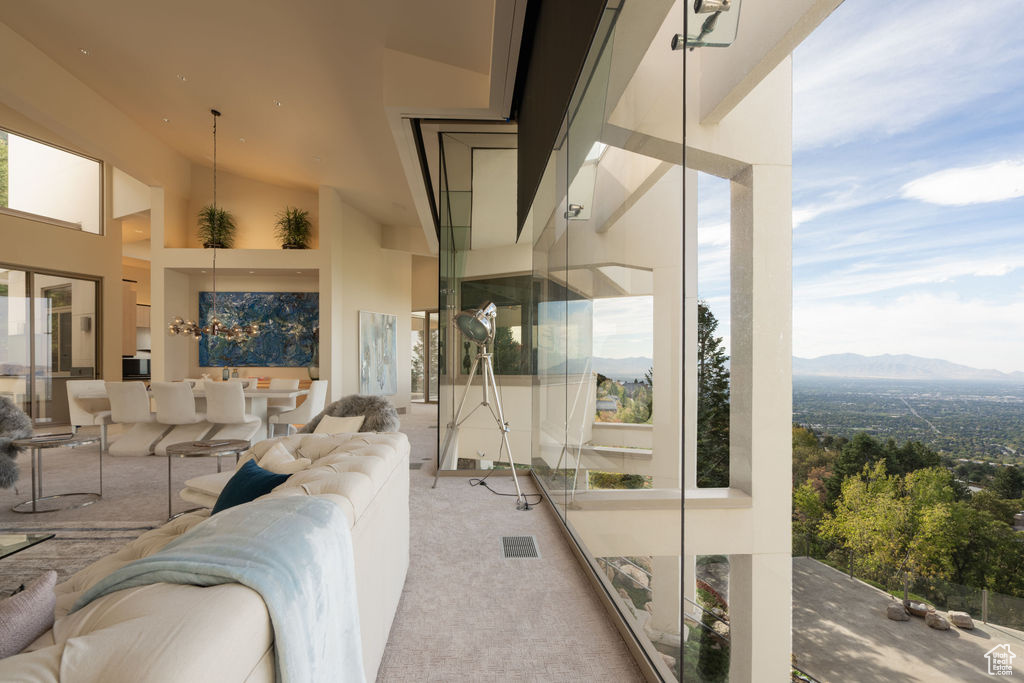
[
  {"left": 794, "top": 292, "right": 1024, "bottom": 373},
  {"left": 794, "top": 0, "right": 1024, "bottom": 150},
  {"left": 593, "top": 296, "right": 653, "bottom": 359},
  {"left": 901, "top": 160, "right": 1024, "bottom": 206},
  {"left": 698, "top": 221, "right": 730, "bottom": 246},
  {"left": 797, "top": 254, "right": 1023, "bottom": 301}
]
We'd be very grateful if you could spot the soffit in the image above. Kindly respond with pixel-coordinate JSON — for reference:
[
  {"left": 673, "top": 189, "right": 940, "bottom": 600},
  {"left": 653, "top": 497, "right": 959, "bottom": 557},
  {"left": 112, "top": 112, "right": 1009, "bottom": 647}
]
[{"left": 0, "top": 0, "right": 496, "bottom": 231}]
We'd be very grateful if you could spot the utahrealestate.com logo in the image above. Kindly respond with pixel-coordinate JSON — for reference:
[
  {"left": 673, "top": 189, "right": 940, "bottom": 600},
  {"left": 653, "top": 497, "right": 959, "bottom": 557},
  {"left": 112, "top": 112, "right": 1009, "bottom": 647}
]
[{"left": 985, "top": 644, "right": 1016, "bottom": 676}]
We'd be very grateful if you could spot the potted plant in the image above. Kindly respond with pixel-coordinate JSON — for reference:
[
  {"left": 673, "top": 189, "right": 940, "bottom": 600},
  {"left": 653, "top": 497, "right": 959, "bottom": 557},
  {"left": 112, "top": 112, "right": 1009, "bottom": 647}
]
[
  {"left": 197, "top": 205, "right": 236, "bottom": 248},
  {"left": 274, "top": 206, "right": 312, "bottom": 249}
]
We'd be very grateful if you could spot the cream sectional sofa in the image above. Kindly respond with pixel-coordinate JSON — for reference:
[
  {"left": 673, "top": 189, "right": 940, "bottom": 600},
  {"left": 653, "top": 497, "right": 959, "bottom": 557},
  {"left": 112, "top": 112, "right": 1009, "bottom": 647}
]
[{"left": 0, "top": 432, "right": 410, "bottom": 682}]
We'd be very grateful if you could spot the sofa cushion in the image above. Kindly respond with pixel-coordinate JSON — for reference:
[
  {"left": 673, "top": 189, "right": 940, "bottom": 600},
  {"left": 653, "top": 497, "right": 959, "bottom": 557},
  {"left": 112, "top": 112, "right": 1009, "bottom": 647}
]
[
  {"left": 212, "top": 461, "right": 290, "bottom": 514},
  {"left": 184, "top": 470, "right": 235, "bottom": 498},
  {"left": 314, "top": 415, "right": 365, "bottom": 435},
  {"left": 255, "top": 441, "right": 312, "bottom": 474}
]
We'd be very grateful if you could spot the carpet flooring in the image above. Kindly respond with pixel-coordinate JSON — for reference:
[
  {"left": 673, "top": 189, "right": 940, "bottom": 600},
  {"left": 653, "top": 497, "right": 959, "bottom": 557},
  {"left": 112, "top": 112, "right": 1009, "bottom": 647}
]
[{"left": 377, "top": 404, "right": 643, "bottom": 682}]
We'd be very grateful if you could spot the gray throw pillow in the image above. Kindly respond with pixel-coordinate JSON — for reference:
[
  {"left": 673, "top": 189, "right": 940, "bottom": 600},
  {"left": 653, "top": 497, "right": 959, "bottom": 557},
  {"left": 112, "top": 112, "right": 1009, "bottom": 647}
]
[{"left": 0, "top": 570, "right": 57, "bottom": 658}]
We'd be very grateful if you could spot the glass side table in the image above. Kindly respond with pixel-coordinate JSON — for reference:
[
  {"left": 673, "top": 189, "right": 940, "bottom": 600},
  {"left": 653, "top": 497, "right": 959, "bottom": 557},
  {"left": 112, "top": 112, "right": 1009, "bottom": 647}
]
[
  {"left": 0, "top": 533, "right": 55, "bottom": 560},
  {"left": 11, "top": 434, "right": 102, "bottom": 514},
  {"left": 166, "top": 439, "right": 250, "bottom": 519}
]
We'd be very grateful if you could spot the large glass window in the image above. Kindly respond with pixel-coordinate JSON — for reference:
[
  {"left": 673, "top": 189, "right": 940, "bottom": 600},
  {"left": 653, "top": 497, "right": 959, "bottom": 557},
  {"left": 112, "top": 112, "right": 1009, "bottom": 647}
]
[
  {"left": 529, "top": 2, "right": 685, "bottom": 679},
  {"left": 0, "top": 266, "right": 99, "bottom": 424},
  {"left": 0, "top": 128, "right": 102, "bottom": 234}
]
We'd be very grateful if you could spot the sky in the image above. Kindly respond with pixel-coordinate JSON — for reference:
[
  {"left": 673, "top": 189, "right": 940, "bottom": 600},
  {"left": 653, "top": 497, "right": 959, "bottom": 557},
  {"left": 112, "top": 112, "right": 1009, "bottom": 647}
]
[{"left": 697, "top": 0, "right": 1024, "bottom": 373}]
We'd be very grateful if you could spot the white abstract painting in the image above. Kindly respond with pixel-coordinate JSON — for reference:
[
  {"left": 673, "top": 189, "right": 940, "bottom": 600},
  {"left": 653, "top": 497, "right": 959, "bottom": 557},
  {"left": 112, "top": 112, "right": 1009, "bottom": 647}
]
[{"left": 359, "top": 310, "right": 397, "bottom": 395}]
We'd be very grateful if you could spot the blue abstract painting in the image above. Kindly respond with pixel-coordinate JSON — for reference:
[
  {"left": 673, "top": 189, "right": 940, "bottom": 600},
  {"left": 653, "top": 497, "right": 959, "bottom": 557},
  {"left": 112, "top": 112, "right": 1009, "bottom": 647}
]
[{"left": 199, "top": 292, "right": 319, "bottom": 367}]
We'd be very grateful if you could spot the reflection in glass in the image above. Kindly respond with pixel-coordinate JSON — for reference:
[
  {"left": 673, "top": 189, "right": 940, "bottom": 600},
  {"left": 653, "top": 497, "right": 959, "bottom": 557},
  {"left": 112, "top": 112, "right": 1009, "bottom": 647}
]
[{"left": 529, "top": 1, "right": 685, "bottom": 678}]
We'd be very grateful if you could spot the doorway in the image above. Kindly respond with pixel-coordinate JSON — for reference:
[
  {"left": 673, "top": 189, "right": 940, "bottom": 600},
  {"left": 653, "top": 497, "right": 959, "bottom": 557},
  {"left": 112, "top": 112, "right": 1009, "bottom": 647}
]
[
  {"left": 0, "top": 265, "right": 100, "bottom": 424},
  {"left": 411, "top": 310, "right": 438, "bottom": 403}
]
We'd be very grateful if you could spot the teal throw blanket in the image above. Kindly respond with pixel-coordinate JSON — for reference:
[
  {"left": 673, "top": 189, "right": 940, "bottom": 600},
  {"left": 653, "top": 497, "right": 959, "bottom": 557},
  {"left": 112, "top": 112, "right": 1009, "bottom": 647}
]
[{"left": 72, "top": 496, "right": 364, "bottom": 683}]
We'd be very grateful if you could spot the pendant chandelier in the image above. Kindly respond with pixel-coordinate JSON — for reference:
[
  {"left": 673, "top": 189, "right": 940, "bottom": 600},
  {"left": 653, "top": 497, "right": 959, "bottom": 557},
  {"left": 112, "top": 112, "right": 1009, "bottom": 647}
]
[{"left": 168, "top": 109, "right": 259, "bottom": 342}]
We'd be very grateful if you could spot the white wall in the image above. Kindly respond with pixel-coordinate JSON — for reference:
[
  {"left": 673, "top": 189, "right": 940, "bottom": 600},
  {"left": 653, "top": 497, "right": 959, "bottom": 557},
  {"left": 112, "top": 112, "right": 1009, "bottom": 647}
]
[
  {"left": 337, "top": 202, "right": 412, "bottom": 411},
  {"left": 187, "top": 165, "right": 318, "bottom": 249}
]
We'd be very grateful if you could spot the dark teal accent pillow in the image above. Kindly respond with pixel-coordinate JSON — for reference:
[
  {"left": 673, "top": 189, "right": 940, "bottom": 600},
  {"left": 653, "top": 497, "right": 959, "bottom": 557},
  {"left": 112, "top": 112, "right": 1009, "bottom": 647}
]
[{"left": 212, "top": 460, "right": 290, "bottom": 515}]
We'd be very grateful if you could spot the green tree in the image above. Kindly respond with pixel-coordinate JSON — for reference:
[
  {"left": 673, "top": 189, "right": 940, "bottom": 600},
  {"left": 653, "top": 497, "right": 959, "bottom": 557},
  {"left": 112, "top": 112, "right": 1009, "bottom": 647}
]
[
  {"left": 793, "top": 426, "right": 835, "bottom": 486},
  {"left": 990, "top": 466, "right": 1024, "bottom": 499},
  {"left": 697, "top": 301, "right": 730, "bottom": 487},
  {"left": 793, "top": 480, "right": 826, "bottom": 556},
  {"left": 411, "top": 335, "right": 424, "bottom": 393},
  {"left": 492, "top": 326, "right": 524, "bottom": 374}
]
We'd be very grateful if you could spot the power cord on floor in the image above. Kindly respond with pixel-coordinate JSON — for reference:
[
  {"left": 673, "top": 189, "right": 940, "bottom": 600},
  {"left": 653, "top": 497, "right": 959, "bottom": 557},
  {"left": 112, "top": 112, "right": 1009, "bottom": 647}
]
[
  {"left": 467, "top": 411, "right": 541, "bottom": 509},
  {"left": 468, "top": 474, "right": 542, "bottom": 509}
]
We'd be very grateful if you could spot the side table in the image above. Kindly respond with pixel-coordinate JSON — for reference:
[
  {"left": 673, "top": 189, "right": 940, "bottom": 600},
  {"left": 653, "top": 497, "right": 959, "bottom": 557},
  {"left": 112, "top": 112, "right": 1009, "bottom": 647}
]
[
  {"left": 11, "top": 434, "right": 103, "bottom": 513},
  {"left": 0, "top": 533, "right": 55, "bottom": 560},
  {"left": 166, "top": 439, "right": 250, "bottom": 519}
]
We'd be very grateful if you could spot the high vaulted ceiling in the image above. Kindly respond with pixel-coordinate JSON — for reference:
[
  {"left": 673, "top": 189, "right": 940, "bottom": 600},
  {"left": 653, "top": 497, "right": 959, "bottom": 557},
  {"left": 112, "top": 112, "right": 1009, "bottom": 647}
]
[{"left": 1, "top": 0, "right": 516, "bottom": 237}]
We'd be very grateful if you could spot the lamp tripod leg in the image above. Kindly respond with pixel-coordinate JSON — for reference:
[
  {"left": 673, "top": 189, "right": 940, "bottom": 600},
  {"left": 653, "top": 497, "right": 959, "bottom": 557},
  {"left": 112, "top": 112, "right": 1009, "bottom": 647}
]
[
  {"left": 483, "top": 356, "right": 527, "bottom": 510},
  {"left": 432, "top": 353, "right": 481, "bottom": 489}
]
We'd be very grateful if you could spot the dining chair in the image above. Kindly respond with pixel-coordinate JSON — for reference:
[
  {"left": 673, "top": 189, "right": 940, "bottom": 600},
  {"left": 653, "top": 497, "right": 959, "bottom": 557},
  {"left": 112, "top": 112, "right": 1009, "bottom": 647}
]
[
  {"left": 67, "top": 380, "right": 112, "bottom": 453},
  {"left": 151, "top": 382, "right": 212, "bottom": 456},
  {"left": 204, "top": 381, "right": 262, "bottom": 441},
  {"left": 105, "top": 381, "right": 170, "bottom": 456},
  {"left": 228, "top": 377, "right": 257, "bottom": 390},
  {"left": 267, "top": 380, "right": 327, "bottom": 438},
  {"left": 266, "top": 378, "right": 300, "bottom": 436}
]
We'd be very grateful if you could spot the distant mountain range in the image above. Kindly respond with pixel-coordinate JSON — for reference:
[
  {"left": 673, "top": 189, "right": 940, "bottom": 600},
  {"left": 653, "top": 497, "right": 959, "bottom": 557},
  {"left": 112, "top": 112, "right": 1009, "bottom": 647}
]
[
  {"left": 545, "top": 356, "right": 652, "bottom": 382},
  {"left": 592, "top": 356, "right": 653, "bottom": 382},
  {"left": 793, "top": 353, "right": 1024, "bottom": 382},
  {"left": 553, "top": 353, "right": 1024, "bottom": 383}
]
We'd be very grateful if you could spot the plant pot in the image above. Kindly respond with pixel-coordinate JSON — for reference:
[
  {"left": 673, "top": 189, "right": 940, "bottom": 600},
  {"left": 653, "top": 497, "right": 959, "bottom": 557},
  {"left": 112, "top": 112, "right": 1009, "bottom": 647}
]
[
  {"left": 282, "top": 244, "right": 308, "bottom": 249},
  {"left": 203, "top": 241, "right": 227, "bottom": 249}
]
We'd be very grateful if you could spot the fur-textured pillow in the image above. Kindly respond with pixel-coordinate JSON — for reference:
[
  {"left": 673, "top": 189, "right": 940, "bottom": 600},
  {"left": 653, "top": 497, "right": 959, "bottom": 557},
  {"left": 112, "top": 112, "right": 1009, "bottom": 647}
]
[
  {"left": 299, "top": 394, "right": 399, "bottom": 434},
  {"left": 0, "top": 396, "right": 33, "bottom": 489},
  {"left": 0, "top": 570, "right": 57, "bottom": 658}
]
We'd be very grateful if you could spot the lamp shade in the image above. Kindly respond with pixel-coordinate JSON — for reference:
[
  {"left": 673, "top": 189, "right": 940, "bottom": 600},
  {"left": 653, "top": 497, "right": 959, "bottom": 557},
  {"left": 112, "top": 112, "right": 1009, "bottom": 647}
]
[{"left": 455, "top": 301, "right": 498, "bottom": 345}]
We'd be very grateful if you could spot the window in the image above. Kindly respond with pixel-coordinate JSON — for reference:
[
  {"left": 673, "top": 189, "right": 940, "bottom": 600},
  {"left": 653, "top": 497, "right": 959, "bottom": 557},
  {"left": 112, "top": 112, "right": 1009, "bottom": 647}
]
[{"left": 0, "top": 128, "right": 102, "bottom": 234}]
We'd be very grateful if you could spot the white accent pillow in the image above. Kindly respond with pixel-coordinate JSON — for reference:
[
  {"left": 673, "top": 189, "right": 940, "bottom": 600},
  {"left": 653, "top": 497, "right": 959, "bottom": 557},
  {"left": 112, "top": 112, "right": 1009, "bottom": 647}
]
[
  {"left": 257, "top": 442, "right": 311, "bottom": 474},
  {"left": 313, "top": 415, "right": 365, "bottom": 435},
  {"left": 0, "top": 570, "right": 56, "bottom": 658}
]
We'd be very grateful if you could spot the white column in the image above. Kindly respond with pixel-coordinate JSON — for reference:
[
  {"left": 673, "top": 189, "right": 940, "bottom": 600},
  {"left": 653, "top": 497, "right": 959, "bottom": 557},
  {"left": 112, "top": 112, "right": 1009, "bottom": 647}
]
[
  {"left": 149, "top": 186, "right": 166, "bottom": 382},
  {"left": 728, "top": 163, "right": 793, "bottom": 681}
]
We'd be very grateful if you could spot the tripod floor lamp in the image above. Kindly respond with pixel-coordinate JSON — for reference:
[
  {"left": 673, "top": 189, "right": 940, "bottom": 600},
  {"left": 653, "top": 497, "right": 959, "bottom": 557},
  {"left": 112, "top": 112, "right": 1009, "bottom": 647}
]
[{"left": 432, "top": 301, "right": 529, "bottom": 510}]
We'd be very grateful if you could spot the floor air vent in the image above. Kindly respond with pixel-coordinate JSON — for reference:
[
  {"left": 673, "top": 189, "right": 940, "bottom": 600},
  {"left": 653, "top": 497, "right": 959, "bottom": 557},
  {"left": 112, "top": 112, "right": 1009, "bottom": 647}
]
[{"left": 502, "top": 535, "right": 540, "bottom": 559}]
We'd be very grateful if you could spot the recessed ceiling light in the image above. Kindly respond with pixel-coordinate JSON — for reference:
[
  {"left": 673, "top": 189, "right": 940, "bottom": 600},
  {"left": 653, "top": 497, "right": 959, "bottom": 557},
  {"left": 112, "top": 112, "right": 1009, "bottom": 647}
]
[
  {"left": 79, "top": 48, "right": 89, "bottom": 55},
  {"left": 201, "top": 270, "right": 207, "bottom": 274},
  {"left": 312, "top": 156, "right": 321, "bottom": 163},
  {"left": 161, "top": 117, "right": 170, "bottom": 123},
  {"left": 176, "top": 74, "right": 188, "bottom": 82},
  {"left": 296, "top": 271, "right": 303, "bottom": 274},
  {"left": 273, "top": 99, "right": 283, "bottom": 107},
  {"left": 248, "top": 271, "right": 255, "bottom": 274},
  {"left": 135, "top": 229, "right": 143, "bottom": 234},
  {"left": 239, "top": 137, "right": 246, "bottom": 143}
]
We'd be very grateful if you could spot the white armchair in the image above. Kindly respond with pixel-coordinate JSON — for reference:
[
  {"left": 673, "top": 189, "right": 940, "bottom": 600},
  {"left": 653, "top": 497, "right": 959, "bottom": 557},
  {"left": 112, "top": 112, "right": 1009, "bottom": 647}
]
[
  {"left": 106, "top": 382, "right": 170, "bottom": 456},
  {"left": 152, "top": 382, "right": 212, "bottom": 456},
  {"left": 67, "top": 380, "right": 112, "bottom": 453},
  {"left": 205, "top": 381, "right": 261, "bottom": 442},
  {"left": 267, "top": 380, "right": 327, "bottom": 438}
]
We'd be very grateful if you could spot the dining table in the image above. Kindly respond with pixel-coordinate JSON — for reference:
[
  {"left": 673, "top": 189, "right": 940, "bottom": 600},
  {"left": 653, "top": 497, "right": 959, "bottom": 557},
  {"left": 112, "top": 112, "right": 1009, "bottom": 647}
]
[{"left": 79, "top": 384, "right": 308, "bottom": 445}]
